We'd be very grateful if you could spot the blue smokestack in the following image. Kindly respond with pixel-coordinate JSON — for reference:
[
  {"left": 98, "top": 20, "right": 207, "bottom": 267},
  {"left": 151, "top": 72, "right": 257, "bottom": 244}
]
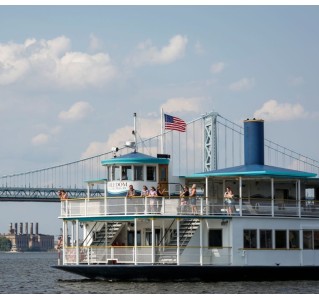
[{"left": 244, "top": 118, "right": 264, "bottom": 165}]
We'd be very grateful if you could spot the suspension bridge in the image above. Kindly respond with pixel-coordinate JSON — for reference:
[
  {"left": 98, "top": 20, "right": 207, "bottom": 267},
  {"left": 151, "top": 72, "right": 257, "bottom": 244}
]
[{"left": 1, "top": 111, "right": 319, "bottom": 202}]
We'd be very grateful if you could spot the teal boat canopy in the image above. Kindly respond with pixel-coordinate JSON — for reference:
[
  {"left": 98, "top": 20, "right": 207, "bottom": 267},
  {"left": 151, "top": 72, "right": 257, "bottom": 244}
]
[
  {"left": 189, "top": 164, "right": 317, "bottom": 178},
  {"left": 101, "top": 152, "right": 170, "bottom": 166}
]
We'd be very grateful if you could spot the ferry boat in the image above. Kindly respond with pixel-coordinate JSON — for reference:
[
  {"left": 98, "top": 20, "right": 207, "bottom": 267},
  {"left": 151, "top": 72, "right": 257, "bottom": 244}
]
[{"left": 52, "top": 115, "right": 319, "bottom": 281}]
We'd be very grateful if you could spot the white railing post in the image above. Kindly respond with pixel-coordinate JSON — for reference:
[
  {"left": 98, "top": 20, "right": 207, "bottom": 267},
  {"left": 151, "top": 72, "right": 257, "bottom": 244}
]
[
  {"left": 111, "top": 246, "right": 114, "bottom": 260},
  {"left": 104, "top": 182, "right": 107, "bottom": 215},
  {"left": 134, "top": 218, "right": 137, "bottom": 265},
  {"left": 200, "top": 219, "right": 203, "bottom": 265},
  {"left": 239, "top": 177, "right": 242, "bottom": 216},
  {"left": 298, "top": 179, "right": 301, "bottom": 218},
  {"left": 144, "top": 197, "right": 148, "bottom": 214},
  {"left": 271, "top": 178, "right": 274, "bottom": 217},
  {"left": 177, "top": 219, "right": 180, "bottom": 265},
  {"left": 62, "top": 220, "right": 66, "bottom": 265},
  {"left": 66, "top": 200, "right": 69, "bottom": 216},
  {"left": 200, "top": 197, "right": 203, "bottom": 215},
  {"left": 205, "top": 177, "right": 209, "bottom": 215},
  {"left": 75, "top": 220, "right": 79, "bottom": 264},
  {"left": 60, "top": 201, "right": 63, "bottom": 217},
  {"left": 151, "top": 218, "right": 155, "bottom": 264},
  {"left": 125, "top": 197, "right": 127, "bottom": 215}
]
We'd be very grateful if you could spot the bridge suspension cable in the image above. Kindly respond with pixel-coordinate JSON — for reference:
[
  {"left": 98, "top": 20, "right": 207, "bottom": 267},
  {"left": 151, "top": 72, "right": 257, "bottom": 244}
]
[{"left": 1, "top": 112, "right": 318, "bottom": 201}]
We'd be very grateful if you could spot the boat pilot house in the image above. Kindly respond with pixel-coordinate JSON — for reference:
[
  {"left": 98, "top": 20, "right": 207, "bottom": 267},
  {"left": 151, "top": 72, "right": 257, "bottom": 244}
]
[{"left": 53, "top": 117, "right": 319, "bottom": 281}]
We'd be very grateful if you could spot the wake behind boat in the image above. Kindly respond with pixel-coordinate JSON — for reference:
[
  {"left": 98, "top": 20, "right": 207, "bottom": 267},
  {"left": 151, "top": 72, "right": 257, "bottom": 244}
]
[{"left": 52, "top": 113, "right": 319, "bottom": 281}]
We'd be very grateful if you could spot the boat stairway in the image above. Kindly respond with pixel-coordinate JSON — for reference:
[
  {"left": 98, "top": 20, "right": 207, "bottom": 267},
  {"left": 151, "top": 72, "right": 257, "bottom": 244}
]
[
  {"left": 91, "top": 222, "right": 124, "bottom": 246},
  {"left": 157, "top": 218, "right": 200, "bottom": 264}
]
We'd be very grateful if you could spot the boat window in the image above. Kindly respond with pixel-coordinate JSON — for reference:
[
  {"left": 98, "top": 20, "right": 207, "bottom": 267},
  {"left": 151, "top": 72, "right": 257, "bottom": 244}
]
[
  {"left": 243, "top": 229, "right": 257, "bottom": 248},
  {"left": 122, "top": 166, "right": 132, "bottom": 180},
  {"left": 289, "top": 230, "right": 299, "bottom": 249},
  {"left": 146, "top": 166, "right": 156, "bottom": 181},
  {"left": 303, "top": 230, "right": 313, "bottom": 249},
  {"left": 302, "top": 230, "right": 319, "bottom": 250},
  {"left": 145, "top": 229, "right": 161, "bottom": 246},
  {"left": 112, "top": 166, "right": 120, "bottom": 180},
  {"left": 134, "top": 166, "right": 143, "bottom": 181},
  {"left": 260, "top": 230, "right": 272, "bottom": 248},
  {"left": 208, "top": 229, "right": 222, "bottom": 247},
  {"left": 127, "top": 231, "right": 141, "bottom": 246},
  {"left": 275, "top": 230, "right": 287, "bottom": 249}
]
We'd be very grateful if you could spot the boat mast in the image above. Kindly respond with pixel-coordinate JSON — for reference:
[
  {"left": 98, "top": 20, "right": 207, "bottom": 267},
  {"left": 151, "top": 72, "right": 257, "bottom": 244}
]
[{"left": 133, "top": 112, "right": 137, "bottom": 152}]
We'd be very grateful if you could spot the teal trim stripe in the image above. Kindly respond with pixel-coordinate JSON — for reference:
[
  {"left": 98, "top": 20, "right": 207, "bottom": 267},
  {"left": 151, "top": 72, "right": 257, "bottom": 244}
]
[
  {"left": 188, "top": 164, "right": 317, "bottom": 179},
  {"left": 102, "top": 158, "right": 169, "bottom": 165},
  {"left": 101, "top": 152, "right": 169, "bottom": 166}
]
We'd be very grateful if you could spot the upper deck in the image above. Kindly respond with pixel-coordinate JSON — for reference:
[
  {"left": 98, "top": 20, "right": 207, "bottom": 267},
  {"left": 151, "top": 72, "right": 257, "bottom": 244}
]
[{"left": 60, "top": 195, "right": 319, "bottom": 219}]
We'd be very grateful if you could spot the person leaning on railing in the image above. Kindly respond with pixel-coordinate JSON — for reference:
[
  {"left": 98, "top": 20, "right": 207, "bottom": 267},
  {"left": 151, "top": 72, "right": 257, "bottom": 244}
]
[
  {"left": 190, "top": 184, "right": 198, "bottom": 215},
  {"left": 127, "top": 184, "right": 138, "bottom": 213},
  {"left": 58, "top": 190, "right": 68, "bottom": 200},
  {"left": 148, "top": 186, "right": 158, "bottom": 213},
  {"left": 179, "top": 185, "right": 190, "bottom": 214},
  {"left": 224, "top": 186, "right": 234, "bottom": 215},
  {"left": 156, "top": 184, "right": 166, "bottom": 213}
]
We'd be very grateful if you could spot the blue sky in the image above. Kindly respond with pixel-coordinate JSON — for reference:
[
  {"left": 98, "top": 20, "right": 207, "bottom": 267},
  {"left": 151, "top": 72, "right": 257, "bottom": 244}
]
[{"left": 1, "top": 4, "right": 319, "bottom": 235}]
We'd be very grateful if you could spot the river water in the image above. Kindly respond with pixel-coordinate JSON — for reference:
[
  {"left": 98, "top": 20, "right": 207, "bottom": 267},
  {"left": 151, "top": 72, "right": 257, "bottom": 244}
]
[{"left": 0, "top": 252, "right": 319, "bottom": 294}]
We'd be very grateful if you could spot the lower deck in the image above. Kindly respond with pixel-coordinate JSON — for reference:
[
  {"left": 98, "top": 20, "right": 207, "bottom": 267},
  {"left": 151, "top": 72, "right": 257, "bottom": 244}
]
[{"left": 58, "top": 216, "right": 319, "bottom": 267}]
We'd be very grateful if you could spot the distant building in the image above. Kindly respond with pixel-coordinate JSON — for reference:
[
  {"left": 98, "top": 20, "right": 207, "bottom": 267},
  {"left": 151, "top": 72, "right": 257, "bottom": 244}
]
[{"left": 0, "top": 222, "right": 54, "bottom": 252}]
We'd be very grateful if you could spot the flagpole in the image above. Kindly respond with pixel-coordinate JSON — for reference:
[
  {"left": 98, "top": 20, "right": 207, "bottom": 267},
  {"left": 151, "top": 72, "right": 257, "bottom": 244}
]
[{"left": 161, "top": 107, "right": 164, "bottom": 154}]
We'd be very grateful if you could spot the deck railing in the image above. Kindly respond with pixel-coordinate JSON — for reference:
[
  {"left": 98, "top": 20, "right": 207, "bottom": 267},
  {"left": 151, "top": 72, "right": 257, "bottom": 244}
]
[
  {"left": 61, "top": 245, "right": 232, "bottom": 266},
  {"left": 60, "top": 196, "right": 319, "bottom": 218}
]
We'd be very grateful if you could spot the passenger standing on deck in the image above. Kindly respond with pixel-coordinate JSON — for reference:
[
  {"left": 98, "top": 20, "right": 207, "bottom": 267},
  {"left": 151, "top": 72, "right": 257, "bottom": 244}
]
[
  {"left": 57, "top": 236, "right": 63, "bottom": 249},
  {"left": 141, "top": 185, "right": 149, "bottom": 197},
  {"left": 127, "top": 184, "right": 136, "bottom": 197},
  {"left": 156, "top": 184, "right": 165, "bottom": 213},
  {"left": 141, "top": 185, "right": 149, "bottom": 213},
  {"left": 127, "top": 184, "right": 137, "bottom": 213},
  {"left": 179, "top": 185, "right": 190, "bottom": 214},
  {"left": 148, "top": 186, "right": 158, "bottom": 213},
  {"left": 224, "top": 186, "right": 234, "bottom": 215},
  {"left": 190, "top": 184, "right": 198, "bottom": 215},
  {"left": 58, "top": 190, "right": 68, "bottom": 200}
]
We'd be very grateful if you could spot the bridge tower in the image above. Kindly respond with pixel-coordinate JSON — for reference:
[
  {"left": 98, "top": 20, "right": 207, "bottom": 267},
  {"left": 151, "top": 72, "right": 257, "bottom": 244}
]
[{"left": 203, "top": 112, "right": 218, "bottom": 171}]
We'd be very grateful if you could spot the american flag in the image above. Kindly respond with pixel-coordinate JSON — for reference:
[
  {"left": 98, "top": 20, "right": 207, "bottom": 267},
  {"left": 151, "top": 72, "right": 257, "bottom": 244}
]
[{"left": 164, "top": 114, "right": 187, "bottom": 132}]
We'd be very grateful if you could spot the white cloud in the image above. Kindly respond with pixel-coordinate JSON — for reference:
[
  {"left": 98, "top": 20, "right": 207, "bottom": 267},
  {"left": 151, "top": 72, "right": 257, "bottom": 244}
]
[
  {"left": 229, "top": 77, "right": 255, "bottom": 91},
  {"left": 81, "top": 118, "right": 161, "bottom": 158},
  {"left": 81, "top": 126, "right": 133, "bottom": 158},
  {"left": 162, "top": 97, "right": 203, "bottom": 114},
  {"left": 89, "top": 33, "right": 103, "bottom": 52},
  {"left": 59, "top": 101, "right": 94, "bottom": 121},
  {"left": 253, "top": 99, "right": 309, "bottom": 121},
  {"left": 31, "top": 125, "right": 62, "bottom": 147},
  {"left": 32, "top": 133, "right": 49, "bottom": 146},
  {"left": 127, "top": 34, "right": 188, "bottom": 67},
  {"left": 210, "top": 62, "right": 225, "bottom": 74},
  {"left": 0, "top": 41, "right": 31, "bottom": 85},
  {"left": 56, "top": 52, "right": 118, "bottom": 88},
  {"left": 0, "top": 36, "right": 118, "bottom": 88}
]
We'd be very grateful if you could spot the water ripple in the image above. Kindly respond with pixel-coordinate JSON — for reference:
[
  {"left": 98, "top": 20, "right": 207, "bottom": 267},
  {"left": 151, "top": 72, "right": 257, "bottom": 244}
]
[{"left": 1, "top": 252, "right": 319, "bottom": 294}]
